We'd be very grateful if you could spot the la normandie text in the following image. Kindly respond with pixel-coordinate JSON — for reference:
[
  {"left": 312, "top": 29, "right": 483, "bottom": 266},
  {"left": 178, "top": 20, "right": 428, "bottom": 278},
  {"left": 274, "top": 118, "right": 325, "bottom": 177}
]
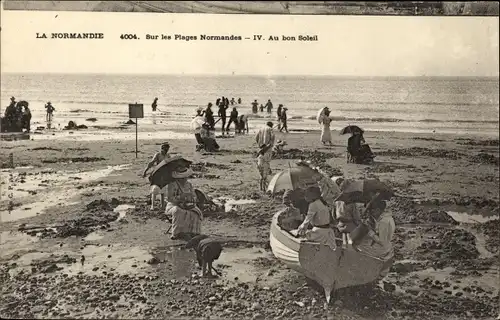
[{"left": 36, "top": 33, "right": 104, "bottom": 39}]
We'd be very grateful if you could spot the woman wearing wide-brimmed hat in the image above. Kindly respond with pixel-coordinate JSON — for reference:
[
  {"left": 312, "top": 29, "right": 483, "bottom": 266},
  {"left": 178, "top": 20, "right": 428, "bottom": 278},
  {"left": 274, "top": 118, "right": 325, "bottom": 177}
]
[{"left": 166, "top": 166, "right": 202, "bottom": 240}]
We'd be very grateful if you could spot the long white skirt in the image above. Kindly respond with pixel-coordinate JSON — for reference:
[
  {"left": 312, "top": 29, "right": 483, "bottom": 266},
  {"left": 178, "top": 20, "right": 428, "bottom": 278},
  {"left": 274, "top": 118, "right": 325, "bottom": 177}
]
[{"left": 321, "top": 124, "right": 332, "bottom": 143}]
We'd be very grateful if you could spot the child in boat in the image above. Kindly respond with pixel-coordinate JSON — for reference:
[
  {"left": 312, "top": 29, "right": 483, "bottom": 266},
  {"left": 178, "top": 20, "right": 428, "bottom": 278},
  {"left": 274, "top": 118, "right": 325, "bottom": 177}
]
[
  {"left": 297, "top": 186, "right": 337, "bottom": 251},
  {"left": 332, "top": 176, "right": 361, "bottom": 248},
  {"left": 278, "top": 190, "right": 303, "bottom": 231}
]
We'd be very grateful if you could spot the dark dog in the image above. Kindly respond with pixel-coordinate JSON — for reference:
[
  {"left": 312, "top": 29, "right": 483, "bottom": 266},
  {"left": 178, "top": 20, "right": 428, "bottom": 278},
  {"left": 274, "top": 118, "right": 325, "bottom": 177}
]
[{"left": 184, "top": 234, "right": 223, "bottom": 278}]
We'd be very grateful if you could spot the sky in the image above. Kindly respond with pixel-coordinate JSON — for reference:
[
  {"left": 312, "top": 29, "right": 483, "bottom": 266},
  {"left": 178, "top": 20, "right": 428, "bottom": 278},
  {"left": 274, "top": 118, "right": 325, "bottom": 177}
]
[{"left": 1, "top": 9, "right": 499, "bottom": 77}]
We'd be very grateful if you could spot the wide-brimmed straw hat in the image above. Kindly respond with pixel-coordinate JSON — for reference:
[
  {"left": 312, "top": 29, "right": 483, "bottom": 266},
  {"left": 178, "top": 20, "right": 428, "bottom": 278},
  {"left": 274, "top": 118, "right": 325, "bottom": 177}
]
[{"left": 172, "top": 167, "right": 194, "bottom": 179}]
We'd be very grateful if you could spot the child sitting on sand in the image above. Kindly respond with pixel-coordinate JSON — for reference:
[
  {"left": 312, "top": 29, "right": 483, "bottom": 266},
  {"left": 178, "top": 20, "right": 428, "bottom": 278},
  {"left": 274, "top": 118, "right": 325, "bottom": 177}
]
[{"left": 278, "top": 190, "right": 303, "bottom": 231}]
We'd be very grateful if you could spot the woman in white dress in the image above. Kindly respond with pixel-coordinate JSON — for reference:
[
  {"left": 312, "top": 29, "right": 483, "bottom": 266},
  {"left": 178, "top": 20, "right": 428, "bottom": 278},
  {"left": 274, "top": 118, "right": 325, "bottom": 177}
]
[{"left": 320, "top": 109, "right": 333, "bottom": 145}]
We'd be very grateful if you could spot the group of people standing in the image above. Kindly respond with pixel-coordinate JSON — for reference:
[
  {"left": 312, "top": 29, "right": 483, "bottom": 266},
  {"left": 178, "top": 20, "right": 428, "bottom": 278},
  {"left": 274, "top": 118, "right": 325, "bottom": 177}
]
[
  {"left": 2, "top": 97, "right": 32, "bottom": 133},
  {"left": 2, "top": 97, "right": 56, "bottom": 133}
]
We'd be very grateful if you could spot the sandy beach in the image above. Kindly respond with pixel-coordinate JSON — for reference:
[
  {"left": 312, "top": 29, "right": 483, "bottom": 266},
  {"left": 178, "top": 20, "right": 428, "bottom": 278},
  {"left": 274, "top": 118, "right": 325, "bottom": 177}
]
[{"left": 0, "top": 126, "right": 498, "bottom": 320}]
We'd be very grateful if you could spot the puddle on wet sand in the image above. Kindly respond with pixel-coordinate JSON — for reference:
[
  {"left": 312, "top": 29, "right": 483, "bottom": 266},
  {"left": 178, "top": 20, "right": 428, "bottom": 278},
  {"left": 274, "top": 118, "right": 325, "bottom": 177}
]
[
  {"left": 412, "top": 267, "right": 499, "bottom": 298},
  {"left": 0, "top": 231, "right": 39, "bottom": 259},
  {"left": 213, "top": 197, "right": 257, "bottom": 212},
  {"left": 152, "top": 246, "right": 284, "bottom": 285},
  {"left": 0, "top": 164, "right": 131, "bottom": 223},
  {"left": 447, "top": 211, "right": 499, "bottom": 224},
  {"left": 62, "top": 245, "right": 153, "bottom": 276}
]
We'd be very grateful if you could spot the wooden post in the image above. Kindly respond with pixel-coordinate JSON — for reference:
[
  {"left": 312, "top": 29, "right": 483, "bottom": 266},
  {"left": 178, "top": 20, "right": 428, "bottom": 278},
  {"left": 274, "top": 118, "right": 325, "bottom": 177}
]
[
  {"left": 135, "top": 118, "right": 138, "bottom": 158},
  {"left": 128, "top": 102, "right": 143, "bottom": 158}
]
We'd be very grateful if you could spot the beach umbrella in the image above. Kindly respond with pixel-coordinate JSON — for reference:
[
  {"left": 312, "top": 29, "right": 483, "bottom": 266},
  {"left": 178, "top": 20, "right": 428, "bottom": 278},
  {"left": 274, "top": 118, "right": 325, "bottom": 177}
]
[
  {"left": 267, "top": 165, "right": 322, "bottom": 194},
  {"left": 339, "top": 125, "right": 364, "bottom": 135},
  {"left": 334, "top": 179, "right": 394, "bottom": 204},
  {"left": 316, "top": 107, "right": 329, "bottom": 124},
  {"left": 149, "top": 155, "right": 193, "bottom": 189}
]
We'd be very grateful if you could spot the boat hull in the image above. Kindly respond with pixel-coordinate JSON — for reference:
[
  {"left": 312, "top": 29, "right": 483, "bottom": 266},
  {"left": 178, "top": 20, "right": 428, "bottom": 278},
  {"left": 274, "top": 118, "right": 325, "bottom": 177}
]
[{"left": 270, "top": 210, "right": 392, "bottom": 300}]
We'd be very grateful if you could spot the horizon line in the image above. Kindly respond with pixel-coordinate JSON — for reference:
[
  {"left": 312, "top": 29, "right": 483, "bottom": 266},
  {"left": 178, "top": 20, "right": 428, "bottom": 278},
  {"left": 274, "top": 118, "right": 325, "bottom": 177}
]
[{"left": 2, "top": 71, "right": 499, "bottom": 79}]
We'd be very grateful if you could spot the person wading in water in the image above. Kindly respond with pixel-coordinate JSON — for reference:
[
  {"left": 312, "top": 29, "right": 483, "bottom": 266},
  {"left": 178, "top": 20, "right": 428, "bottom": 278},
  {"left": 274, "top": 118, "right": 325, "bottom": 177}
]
[
  {"left": 45, "top": 102, "right": 55, "bottom": 129},
  {"left": 218, "top": 102, "right": 228, "bottom": 135}
]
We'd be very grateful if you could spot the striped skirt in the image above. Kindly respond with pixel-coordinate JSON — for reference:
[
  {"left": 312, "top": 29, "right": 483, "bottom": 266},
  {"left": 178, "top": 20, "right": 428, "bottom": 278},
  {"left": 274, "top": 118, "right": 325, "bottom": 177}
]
[{"left": 166, "top": 202, "right": 202, "bottom": 237}]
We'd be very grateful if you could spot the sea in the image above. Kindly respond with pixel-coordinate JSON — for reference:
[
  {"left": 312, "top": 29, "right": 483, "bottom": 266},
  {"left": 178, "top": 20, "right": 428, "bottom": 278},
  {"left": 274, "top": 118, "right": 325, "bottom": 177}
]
[{"left": 1, "top": 73, "right": 499, "bottom": 140}]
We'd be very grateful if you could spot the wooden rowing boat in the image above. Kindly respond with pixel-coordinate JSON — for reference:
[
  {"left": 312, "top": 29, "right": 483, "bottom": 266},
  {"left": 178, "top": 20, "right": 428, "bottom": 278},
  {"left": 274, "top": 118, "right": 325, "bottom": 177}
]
[{"left": 269, "top": 210, "right": 393, "bottom": 303}]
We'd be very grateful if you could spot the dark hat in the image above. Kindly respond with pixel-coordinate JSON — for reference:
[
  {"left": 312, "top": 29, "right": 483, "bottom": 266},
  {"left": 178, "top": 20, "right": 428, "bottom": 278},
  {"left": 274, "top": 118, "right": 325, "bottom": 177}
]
[
  {"left": 266, "top": 121, "right": 273, "bottom": 127},
  {"left": 161, "top": 142, "right": 170, "bottom": 148},
  {"left": 10, "top": 96, "right": 15, "bottom": 100},
  {"left": 279, "top": 104, "right": 283, "bottom": 107}
]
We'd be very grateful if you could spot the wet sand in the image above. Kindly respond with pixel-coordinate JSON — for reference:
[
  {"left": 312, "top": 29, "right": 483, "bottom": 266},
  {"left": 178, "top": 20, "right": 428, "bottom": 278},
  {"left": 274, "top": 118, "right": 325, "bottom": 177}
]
[{"left": 0, "top": 129, "right": 499, "bottom": 319}]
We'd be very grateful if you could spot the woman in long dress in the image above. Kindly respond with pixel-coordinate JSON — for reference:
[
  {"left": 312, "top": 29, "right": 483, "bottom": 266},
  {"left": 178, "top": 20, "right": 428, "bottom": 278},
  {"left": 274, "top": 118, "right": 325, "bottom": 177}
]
[
  {"left": 165, "top": 168, "right": 203, "bottom": 240},
  {"left": 320, "top": 109, "right": 333, "bottom": 145}
]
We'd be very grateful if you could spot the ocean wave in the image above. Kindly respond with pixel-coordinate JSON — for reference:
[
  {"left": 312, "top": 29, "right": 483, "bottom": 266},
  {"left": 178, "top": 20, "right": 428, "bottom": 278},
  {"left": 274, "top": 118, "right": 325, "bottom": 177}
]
[{"left": 300, "top": 99, "right": 499, "bottom": 107}]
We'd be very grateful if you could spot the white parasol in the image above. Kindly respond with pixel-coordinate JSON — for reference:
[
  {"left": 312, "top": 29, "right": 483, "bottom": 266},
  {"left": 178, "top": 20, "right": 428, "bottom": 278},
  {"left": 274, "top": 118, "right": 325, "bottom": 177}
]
[
  {"left": 190, "top": 116, "right": 205, "bottom": 131},
  {"left": 316, "top": 107, "right": 328, "bottom": 124}
]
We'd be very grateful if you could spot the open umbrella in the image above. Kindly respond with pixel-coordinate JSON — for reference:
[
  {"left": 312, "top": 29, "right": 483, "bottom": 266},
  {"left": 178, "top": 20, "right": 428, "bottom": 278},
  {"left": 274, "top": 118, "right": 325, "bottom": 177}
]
[
  {"left": 267, "top": 164, "right": 322, "bottom": 194},
  {"left": 149, "top": 155, "right": 193, "bottom": 189},
  {"left": 334, "top": 179, "right": 394, "bottom": 204},
  {"left": 339, "top": 125, "right": 364, "bottom": 135}
]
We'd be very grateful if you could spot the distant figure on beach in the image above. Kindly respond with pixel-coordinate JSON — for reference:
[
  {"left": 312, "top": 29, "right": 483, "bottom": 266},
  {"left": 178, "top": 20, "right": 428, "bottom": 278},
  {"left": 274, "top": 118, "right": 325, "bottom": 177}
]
[
  {"left": 255, "top": 121, "right": 276, "bottom": 191},
  {"left": 347, "top": 131, "right": 375, "bottom": 164},
  {"left": 230, "top": 98, "right": 236, "bottom": 105},
  {"left": 45, "top": 102, "right": 55, "bottom": 129},
  {"left": 251, "top": 100, "right": 259, "bottom": 114},
  {"left": 279, "top": 106, "right": 289, "bottom": 133},
  {"left": 143, "top": 142, "right": 171, "bottom": 210},
  {"left": 321, "top": 108, "right": 333, "bottom": 145},
  {"left": 276, "top": 104, "right": 283, "bottom": 130},
  {"left": 260, "top": 104, "right": 264, "bottom": 112},
  {"left": 216, "top": 98, "right": 221, "bottom": 106},
  {"left": 22, "top": 105, "right": 32, "bottom": 132},
  {"left": 218, "top": 102, "right": 228, "bottom": 134},
  {"left": 265, "top": 99, "right": 273, "bottom": 114},
  {"left": 236, "top": 114, "right": 249, "bottom": 134},
  {"left": 226, "top": 107, "right": 239, "bottom": 132},
  {"left": 166, "top": 167, "right": 202, "bottom": 240},
  {"left": 225, "top": 97, "right": 229, "bottom": 107},
  {"left": 152, "top": 97, "right": 158, "bottom": 112},
  {"left": 238, "top": 98, "right": 242, "bottom": 104},
  {"left": 205, "top": 103, "right": 215, "bottom": 129},
  {"left": 8, "top": 96, "right": 16, "bottom": 109}
]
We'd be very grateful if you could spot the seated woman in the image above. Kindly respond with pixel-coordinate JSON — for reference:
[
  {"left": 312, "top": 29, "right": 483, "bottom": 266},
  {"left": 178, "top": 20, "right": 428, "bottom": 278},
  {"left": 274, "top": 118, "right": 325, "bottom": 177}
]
[
  {"left": 200, "top": 123, "right": 220, "bottom": 152},
  {"left": 353, "top": 200, "right": 395, "bottom": 277},
  {"left": 296, "top": 186, "right": 337, "bottom": 251},
  {"left": 165, "top": 167, "right": 203, "bottom": 240},
  {"left": 347, "top": 132, "right": 375, "bottom": 164},
  {"left": 278, "top": 190, "right": 304, "bottom": 231}
]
